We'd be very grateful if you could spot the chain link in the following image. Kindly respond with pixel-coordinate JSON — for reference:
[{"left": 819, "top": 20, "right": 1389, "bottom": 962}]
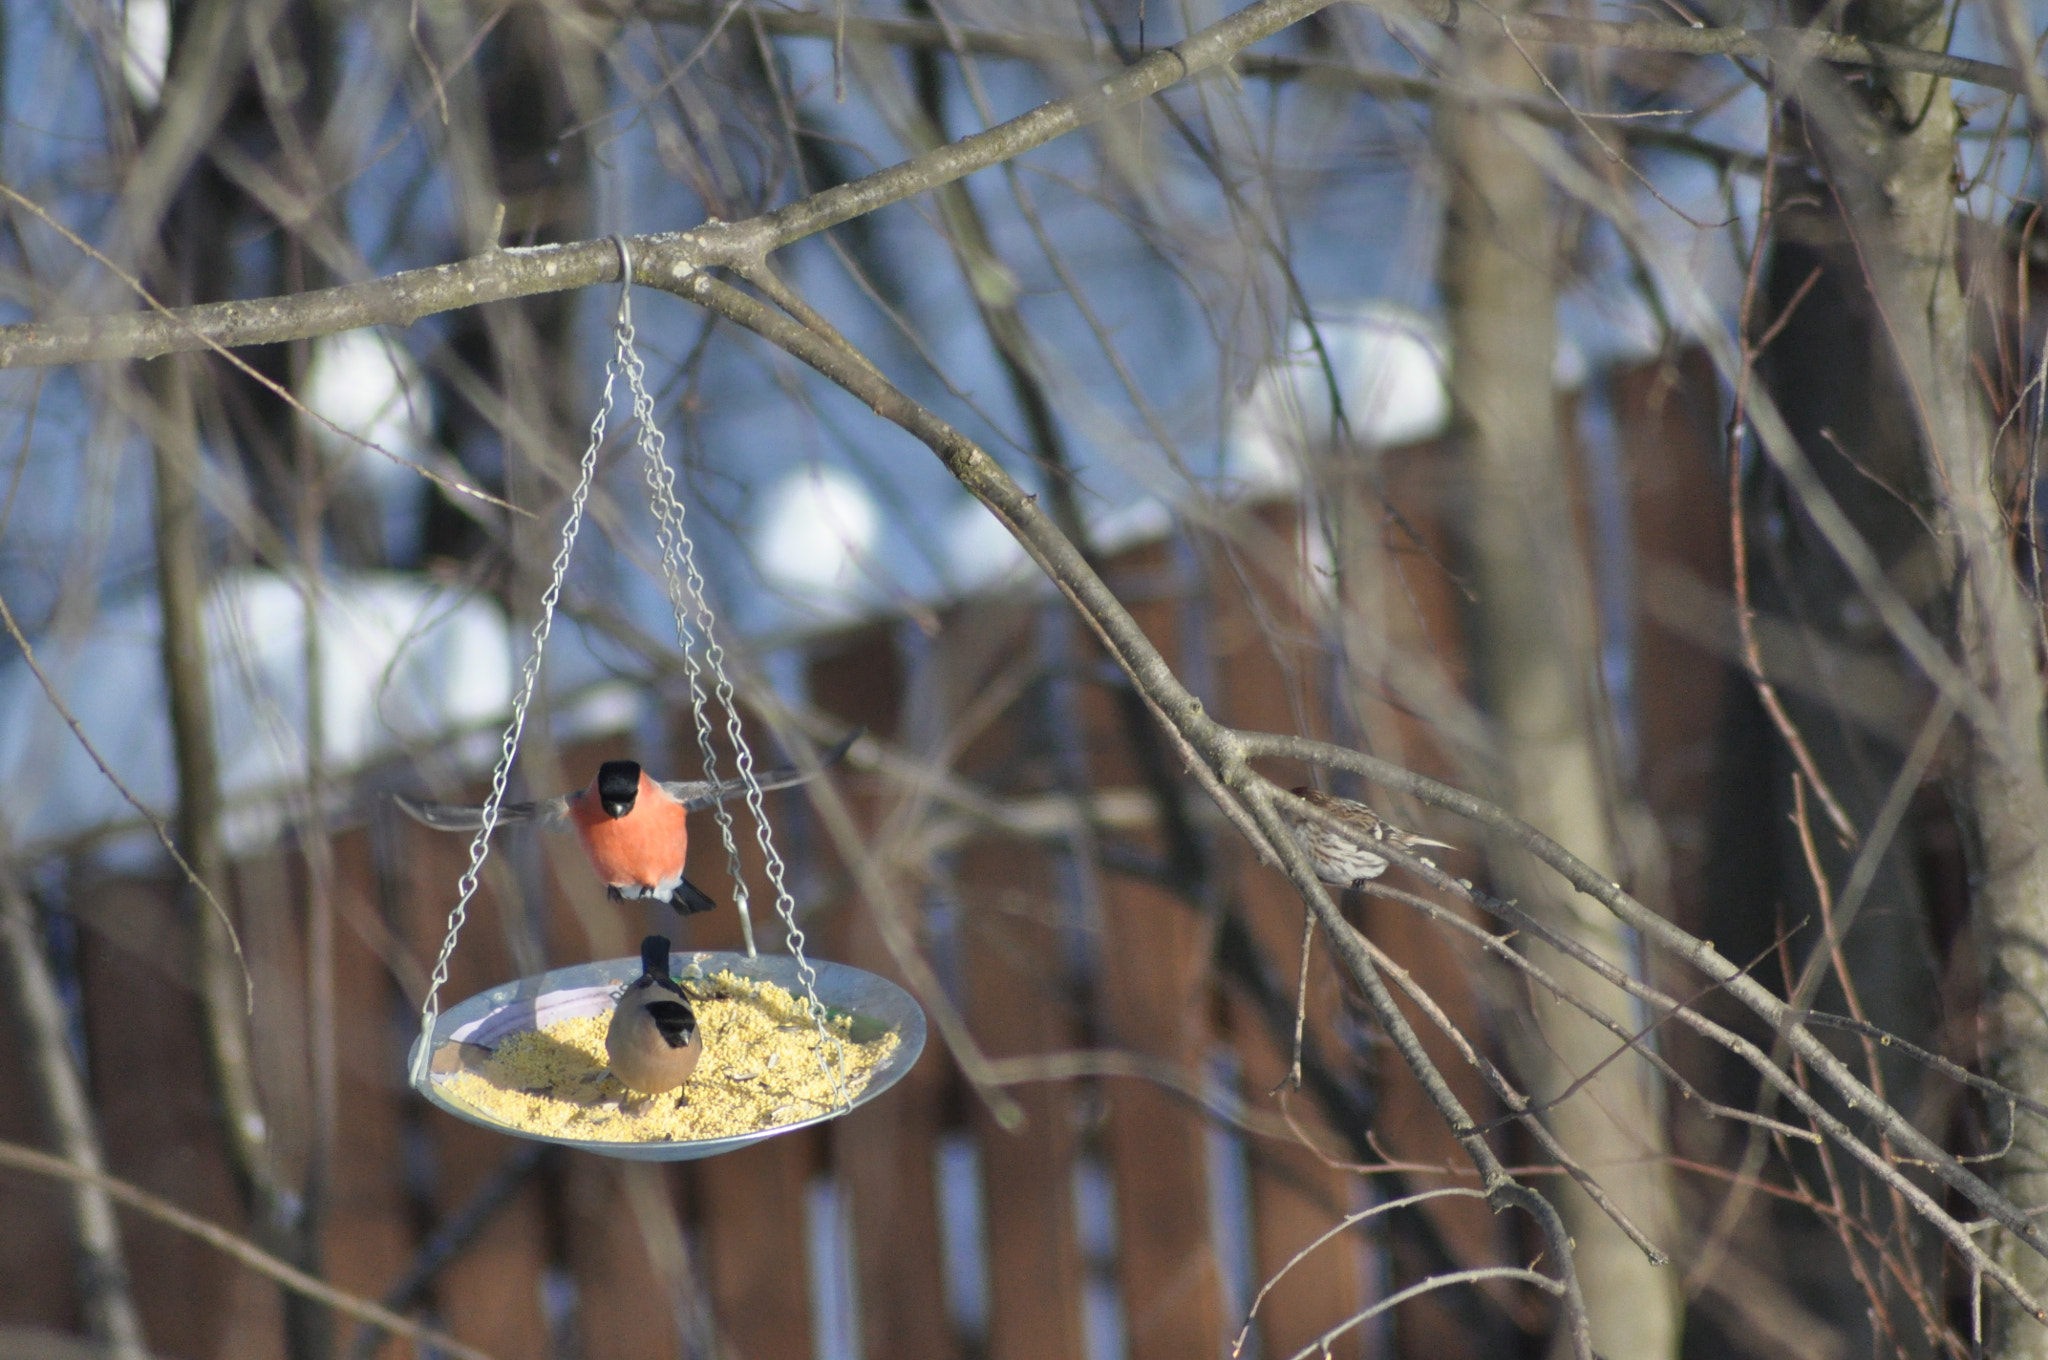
[
  {"left": 614, "top": 259, "right": 846, "bottom": 1105},
  {"left": 408, "top": 336, "right": 610, "bottom": 1085},
  {"left": 622, "top": 319, "right": 757, "bottom": 959}
]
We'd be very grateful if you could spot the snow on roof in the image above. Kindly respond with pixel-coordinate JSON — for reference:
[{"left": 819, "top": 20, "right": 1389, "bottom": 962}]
[
  {"left": 0, "top": 568, "right": 637, "bottom": 865},
  {"left": 1225, "top": 301, "right": 1451, "bottom": 492},
  {"left": 755, "top": 465, "right": 883, "bottom": 618}
]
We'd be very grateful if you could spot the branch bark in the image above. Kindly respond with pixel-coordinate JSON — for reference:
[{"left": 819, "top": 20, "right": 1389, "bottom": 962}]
[
  {"left": 652, "top": 267, "right": 1598, "bottom": 1357},
  {"left": 145, "top": 353, "right": 317, "bottom": 1345},
  {"left": 0, "top": 873, "right": 148, "bottom": 1360},
  {"left": 646, "top": 0, "right": 2024, "bottom": 91},
  {"left": 1435, "top": 13, "right": 1681, "bottom": 1353},
  {"left": 0, "top": 1140, "right": 495, "bottom": 1360},
  {"left": 8, "top": 0, "right": 2021, "bottom": 373},
  {"left": 0, "top": 0, "right": 1334, "bottom": 369},
  {"left": 1812, "top": 25, "right": 2048, "bottom": 1357}
]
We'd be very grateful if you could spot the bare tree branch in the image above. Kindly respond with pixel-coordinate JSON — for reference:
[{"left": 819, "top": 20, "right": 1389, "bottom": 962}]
[
  {"left": 0, "top": 1141, "right": 496, "bottom": 1360},
  {"left": 645, "top": 0, "right": 2026, "bottom": 92},
  {"left": 651, "top": 264, "right": 1598, "bottom": 1358},
  {"left": 0, "top": 0, "right": 1338, "bottom": 369},
  {"left": 0, "top": 874, "right": 148, "bottom": 1360},
  {"left": 1236, "top": 728, "right": 2048, "bottom": 1315}
]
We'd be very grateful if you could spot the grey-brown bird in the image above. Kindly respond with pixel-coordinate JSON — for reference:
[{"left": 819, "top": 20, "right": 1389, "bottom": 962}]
[
  {"left": 1284, "top": 786, "right": 1453, "bottom": 887},
  {"left": 606, "top": 935, "right": 703, "bottom": 1096}
]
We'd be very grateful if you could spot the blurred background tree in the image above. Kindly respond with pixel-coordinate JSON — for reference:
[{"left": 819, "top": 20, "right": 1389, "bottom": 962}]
[{"left": 0, "top": 0, "right": 2045, "bottom": 1357}]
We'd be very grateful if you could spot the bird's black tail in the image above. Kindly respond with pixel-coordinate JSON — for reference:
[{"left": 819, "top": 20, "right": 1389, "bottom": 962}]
[
  {"left": 665, "top": 878, "right": 719, "bottom": 916},
  {"left": 640, "top": 934, "right": 673, "bottom": 979}
]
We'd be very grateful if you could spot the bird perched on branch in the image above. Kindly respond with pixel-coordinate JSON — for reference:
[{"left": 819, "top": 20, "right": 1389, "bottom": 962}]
[
  {"left": 393, "top": 730, "right": 860, "bottom": 915},
  {"left": 1283, "top": 786, "right": 1453, "bottom": 887},
  {"left": 606, "top": 934, "right": 702, "bottom": 1096}
]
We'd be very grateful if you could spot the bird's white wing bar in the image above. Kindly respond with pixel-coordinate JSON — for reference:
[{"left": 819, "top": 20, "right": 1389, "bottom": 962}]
[
  {"left": 391, "top": 792, "right": 574, "bottom": 831},
  {"left": 663, "top": 728, "right": 862, "bottom": 810}
]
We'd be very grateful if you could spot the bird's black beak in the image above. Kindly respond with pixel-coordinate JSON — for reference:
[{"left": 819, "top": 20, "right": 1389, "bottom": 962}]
[{"left": 596, "top": 760, "right": 642, "bottom": 820}]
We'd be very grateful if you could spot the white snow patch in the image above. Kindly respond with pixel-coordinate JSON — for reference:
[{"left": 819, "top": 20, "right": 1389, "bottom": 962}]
[
  {"left": 755, "top": 466, "right": 880, "bottom": 609},
  {"left": 941, "top": 500, "right": 1031, "bottom": 595},
  {"left": 0, "top": 570, "right": 629, "bottom": 864},
  {"left": 301, "top": 329, "right": 437, "bottom": 497},
  {"left": 1226, "top": 301, "right": 1450, "bottom": 492},
  {"left": 1091, "top": 497, "right": 1172, "bottom": 555},
  {"left": 121, "top": 0, "right": 169, "bottom": 111}
]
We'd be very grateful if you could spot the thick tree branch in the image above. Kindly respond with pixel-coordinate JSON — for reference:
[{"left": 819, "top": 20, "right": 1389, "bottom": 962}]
[
  {"left": 1234, "top": 728, "right": 2048, "bottom": 1302},
  {"left": 1448, "top": 8, "right": 2018, "bottom": 90},
  {"left": 658, "top": 267, "right": 1596, "bottom": 1358},
  {"left": 645, "top": 0, "right": 2024, "bottom": 92},
  {"left": 1436, "top": 5, "right": 1678, "bottom": 1348},
  {"left": 11, "top": 0, "right": 2007, "bottom": 370},
  {"left": 0, "top": 0, "right": 1334, "bottom": 369}
]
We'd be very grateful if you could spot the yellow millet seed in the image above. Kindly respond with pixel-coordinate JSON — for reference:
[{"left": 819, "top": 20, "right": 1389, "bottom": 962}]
[{"left": 438, "top": 971, "right": 899, "bottom": 1143}]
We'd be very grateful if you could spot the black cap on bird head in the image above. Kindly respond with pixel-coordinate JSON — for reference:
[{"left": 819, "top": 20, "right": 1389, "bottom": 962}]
[{"left": 597, "top": 760, "right": 642, "bottom": 818}]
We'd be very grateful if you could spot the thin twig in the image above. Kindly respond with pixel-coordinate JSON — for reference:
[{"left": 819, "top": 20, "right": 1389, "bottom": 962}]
[
  {"left": 1284, "top": 908, "right": 1313, "bottom": 1091},
  {"left": 0, "top": 873, "right": 148, "bottom": 1360},
  {"left": 1356, "top": 880, "right": 1822, "bottom": 1145},
  {"left": 981, "top": 1049, "right": 1298, "bottom": 1141},
  {"left": 0, "top": 583, "right": 252, "bottom": 1010},
  {"left": 0, "top": 185, "right": 518, "bottom": 514},
  {"left": 1235, "top": 727, "right": 2048, "bottom": 1298},
  {"left": 0, "top": 1140, "right": 497, "bottom": 1360},
  {"left": 1232, "top": 1187, "right": 1494, "bottom": 1357},
  {"left": 1345, "top": 913, "right": 1671, "bottom": 1265},
  {"left": 0, "top": 0, "right": 1343, "bottom": 368},
  {"left": 634, "top": 0, "right": 2025, "bottom": 90},
  {"left": 1725, "top": 123, "right": 1858, "bottom": 846},
  {"left": 1282, "top": 1266, "right": 1566, "bottom": 1360},
  {"left": 716, "top": 682, "right": 1028, "bottom": 1128},
  {"left": 346, "top": 1145, "right": 548, "bottom": 1360}
]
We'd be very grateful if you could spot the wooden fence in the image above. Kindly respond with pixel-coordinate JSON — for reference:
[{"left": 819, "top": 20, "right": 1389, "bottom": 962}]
[{"left": 0, "top": 350, "right": 1731, "bottom": 1360}]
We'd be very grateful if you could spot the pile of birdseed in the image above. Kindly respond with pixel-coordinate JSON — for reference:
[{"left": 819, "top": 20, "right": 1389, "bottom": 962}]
[{"left": 439, "top": 971, "right": 899, "bottom": 1143}]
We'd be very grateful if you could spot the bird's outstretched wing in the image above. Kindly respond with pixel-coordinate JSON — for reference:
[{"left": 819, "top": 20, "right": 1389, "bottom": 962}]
[
  {"left": 662, "top": 728, "right": 863, "bottom": 811},
  {"left": 391, "top": 792, "right": 574, "bottom": 832}
]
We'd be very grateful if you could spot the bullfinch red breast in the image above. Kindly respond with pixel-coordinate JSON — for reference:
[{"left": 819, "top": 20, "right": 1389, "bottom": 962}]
[
  {"left": 606, "top": 934, "right": 702, "bottom": 1095},
  {"left": 394, "top": 730, "right": 859, "bottom": 915}
]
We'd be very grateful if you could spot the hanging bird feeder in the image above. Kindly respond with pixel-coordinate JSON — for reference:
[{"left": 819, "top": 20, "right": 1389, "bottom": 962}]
[
  {"left": 409, "top": 949, "right": 925, "bottom": 1161},
  {"left": 402, "top": 239, "right": 925, "bottom": 1160}
]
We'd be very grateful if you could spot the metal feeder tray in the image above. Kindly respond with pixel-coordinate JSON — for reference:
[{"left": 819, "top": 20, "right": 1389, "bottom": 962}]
[{"left": 408, "top": 949, "right": 927, "bottom": 1162}]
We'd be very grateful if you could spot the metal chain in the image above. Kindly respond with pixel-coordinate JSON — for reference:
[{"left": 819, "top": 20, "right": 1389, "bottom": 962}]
[
  {"left": 408, "top": 325, "right": 610, "bottom": 1086},
  {"left": 620, "top": 321, "right": 756, "bottom": 958},
  {"left": 613, "top": 245, "right": 846, "bottom": 1104}
]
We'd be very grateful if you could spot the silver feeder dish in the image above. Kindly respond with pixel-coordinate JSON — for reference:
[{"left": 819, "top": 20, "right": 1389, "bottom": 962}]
[{"left": 409, "top": 950, "right": 927, "bottom": 1162}]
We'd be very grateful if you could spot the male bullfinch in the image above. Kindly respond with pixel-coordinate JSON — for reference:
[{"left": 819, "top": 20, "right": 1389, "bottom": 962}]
[
  {"left": 394, "top": 730, "right": 858, "bottom": 915},
  {"left": 1283, "top": 786, "right": 1454, "bottom": 887},
  {"left": 606, "top": 934, "right": 702, "bottom": 1096}
]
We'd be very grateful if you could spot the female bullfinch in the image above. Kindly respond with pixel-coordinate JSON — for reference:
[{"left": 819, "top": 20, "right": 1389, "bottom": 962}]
[{"left": 606, "top": 934, "right": 703, "bottom": 1095}]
